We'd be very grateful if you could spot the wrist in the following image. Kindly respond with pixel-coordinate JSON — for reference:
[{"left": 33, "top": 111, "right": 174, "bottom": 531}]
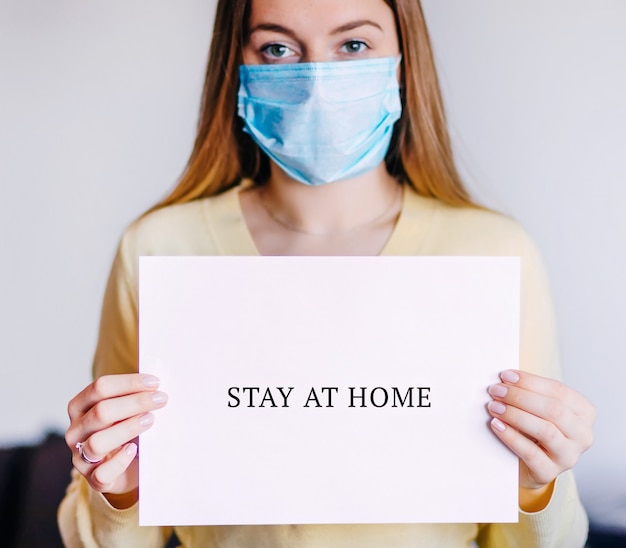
[
  {"left": 519, "top": 480, "right": 555, "bottom": 513},
  {"left": 104, "top": 488, "right": 139, "bottom": 510}
]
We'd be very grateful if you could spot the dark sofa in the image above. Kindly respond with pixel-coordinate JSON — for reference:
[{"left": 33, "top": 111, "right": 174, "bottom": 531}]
[{"left": 0, "top": 433, "right": 71, "bottom": 547}]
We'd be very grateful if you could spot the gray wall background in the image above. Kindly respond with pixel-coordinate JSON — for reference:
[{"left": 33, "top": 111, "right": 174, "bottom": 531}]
[{"left": 1, "top": 0, "right": 624, "bottom": 528}]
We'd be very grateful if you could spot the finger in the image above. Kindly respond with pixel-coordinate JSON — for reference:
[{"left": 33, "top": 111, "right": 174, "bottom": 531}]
[
  {"left": 489, "top": 417, "right": 561, "bottom": 488},
  {"left": 71, "top": 412, "right": 155, "bottom": 467},
  {"left": 488, "top": 383, "right": 583, "bottom": 440},
  {"left": 487, "top": 401, "right": 580, "bottom": 469},
  {"left": 86, "top": 413, "right": 155, "bottom": 462},
  {"left": 66, "top": 389, "right": 167, "bottom": 449},
  {"left": 88, "top": 443, "right": 139, "bottom": 494},
  {"left": 73, "top": 391, "right": 168, "bottom": 442},
  {"left": 498, "top": 370, "right": 594, "bottom": 420},
  {"left": 68, "top": 374, "right": 161, "bottom": 420}
]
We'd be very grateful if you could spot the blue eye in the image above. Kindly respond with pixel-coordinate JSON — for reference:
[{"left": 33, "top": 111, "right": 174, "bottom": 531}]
[{"left": 341, "top": 40, "right": 368, "bottom": 54}]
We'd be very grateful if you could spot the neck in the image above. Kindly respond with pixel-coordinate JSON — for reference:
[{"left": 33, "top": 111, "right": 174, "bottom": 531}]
[{"left": 259, "top": 163, "right": 401, "bottom": 235}]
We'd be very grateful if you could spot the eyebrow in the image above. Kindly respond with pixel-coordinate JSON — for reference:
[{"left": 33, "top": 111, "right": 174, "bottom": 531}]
[
  {"left": 331, "top": 20, "right": 383, "bottom": 34},
  {"left": 248, "top": 20, "right": 383, "bottom": 39}
]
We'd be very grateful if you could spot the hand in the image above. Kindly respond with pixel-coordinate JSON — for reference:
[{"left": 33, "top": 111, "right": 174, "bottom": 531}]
[
  {"left": 65, "top": 374, "right": 168, "bottom": 508},
  {"left": 487, "top": 370, "right": 594, "bottom": 504}
]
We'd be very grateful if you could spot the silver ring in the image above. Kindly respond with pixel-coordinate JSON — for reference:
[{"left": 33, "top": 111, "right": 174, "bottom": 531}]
[{"left": 75, "top": 442, "right": 103, "bottom": 465}]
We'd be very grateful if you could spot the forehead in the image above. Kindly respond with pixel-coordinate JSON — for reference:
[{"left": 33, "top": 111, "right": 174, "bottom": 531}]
[{"left": 247, "top": 0, "right": 395, "bottom": 35}]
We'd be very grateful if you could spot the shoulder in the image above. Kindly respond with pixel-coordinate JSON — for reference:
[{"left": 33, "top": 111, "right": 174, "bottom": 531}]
[
  {"left": 122, "top": 199, "right": 211, "bottom": 255},
  {"left": 404, "top": 187, "right": 539, "bottom": 258},
  {"left": 118, "top": 185, "right": 242, "bottom": 259}
]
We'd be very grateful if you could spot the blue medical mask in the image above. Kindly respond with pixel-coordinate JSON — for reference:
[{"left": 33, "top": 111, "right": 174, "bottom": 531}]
[{"left": 238, "top": 56, "right": 402, "bottom": 186}]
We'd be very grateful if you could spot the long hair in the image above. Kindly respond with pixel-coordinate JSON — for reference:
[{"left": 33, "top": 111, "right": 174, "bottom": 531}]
[{"left": 150, "top": 0, "right": 475, "bottom": 211}]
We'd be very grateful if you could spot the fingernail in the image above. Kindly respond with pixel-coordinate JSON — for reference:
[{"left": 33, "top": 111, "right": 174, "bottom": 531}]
[
  {"left": 501, "top": 370, "right": 520, "bottom": 384},
  {"left": 489, "top": 384, "right": 508, "bottom": 398},
  {"left": 491, "top": 417, "right": 506, "bottom": 432},
  {"left": 124, "top": 443, "right": 138, "bottom": 457},
  {"left": 488, "top": 401, "right": 507, "bottom": 415},
  {"left": 139, "top": 413, "right": 154, "bottom": 427},
  {"left": 141, "top": 375, "right": 160, "bottom": 388},
  {"left": 152, "top": 392, "right": 168, "bottom": 405}
]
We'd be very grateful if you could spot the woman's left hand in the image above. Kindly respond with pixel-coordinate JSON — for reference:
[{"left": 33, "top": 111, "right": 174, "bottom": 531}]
[{"left": 487, "top": 370, "right": 595, "bottom": 496}]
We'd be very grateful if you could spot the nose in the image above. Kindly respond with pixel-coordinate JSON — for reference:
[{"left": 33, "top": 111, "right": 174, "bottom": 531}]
[{"left": 300, "top": 46, "right": 331, "bottom": 64}]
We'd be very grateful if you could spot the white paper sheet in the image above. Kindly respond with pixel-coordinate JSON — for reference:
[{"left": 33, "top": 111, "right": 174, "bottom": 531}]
[{"left": 139, "top": 256, "right": 520, "bottom": 526}]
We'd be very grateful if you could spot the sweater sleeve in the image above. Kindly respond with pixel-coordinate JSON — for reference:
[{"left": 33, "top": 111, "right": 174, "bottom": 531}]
[
  {"left": 477, "top": 471, "right": 588, "bottom": 547},
  {"left": 477, "top": 232, "right": 589, "bottom": 547},
  {"left": 58, "top": 235, "right": 169, "bottom": 547},
  {"left": 58, "top": 470, "right": 170, "bottom": 548}
]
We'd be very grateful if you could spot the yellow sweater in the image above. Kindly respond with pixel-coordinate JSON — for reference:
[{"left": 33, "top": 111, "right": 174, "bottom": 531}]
[{"left": 58, "top": 183, "right": 589, "bottom": 547}]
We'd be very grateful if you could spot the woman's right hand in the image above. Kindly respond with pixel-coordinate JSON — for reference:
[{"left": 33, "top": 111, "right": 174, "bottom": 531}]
[{"left": 65, "top": 374, "right": 168, "bottom": 509}]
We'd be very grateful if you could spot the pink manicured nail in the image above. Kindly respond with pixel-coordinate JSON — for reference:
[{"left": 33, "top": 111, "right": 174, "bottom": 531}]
[
  {"left": 489, "top": 384, "right": 508, "bottom": 398},
  {"left": 491, "top": 418, "right": 506, "bottom": 432},
  {"left": 501, "top": 370, "right": 520, "bottom": 384},
  {"left": 142, "top": 375, "right": 161, "bottom": 388},
  {"left": 139, "top": 413, "right": 154, "bottom": 427},
  {"left": 124, "top": 443, "right": 138, "bottom": 457},
  {"left": 488, "top": 401, "right": 507, "bottom": 415},
  {"left": 152, "top": 392, "right": 168, "bottom": 405}
]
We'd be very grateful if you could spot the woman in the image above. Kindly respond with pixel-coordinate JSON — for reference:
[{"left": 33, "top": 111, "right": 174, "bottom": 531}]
[{"left": 58, "top": 0, "right": 595, "bottom": 546}]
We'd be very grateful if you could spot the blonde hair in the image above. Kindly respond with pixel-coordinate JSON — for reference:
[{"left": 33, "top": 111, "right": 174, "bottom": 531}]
[{"left": 151, "top": 0, "right": 475, "bottom": 211}]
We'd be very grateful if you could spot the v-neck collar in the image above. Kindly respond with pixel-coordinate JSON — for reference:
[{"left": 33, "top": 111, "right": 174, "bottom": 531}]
[{"left": 201, "top": 181, "right": 438, "bottom": 256}]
